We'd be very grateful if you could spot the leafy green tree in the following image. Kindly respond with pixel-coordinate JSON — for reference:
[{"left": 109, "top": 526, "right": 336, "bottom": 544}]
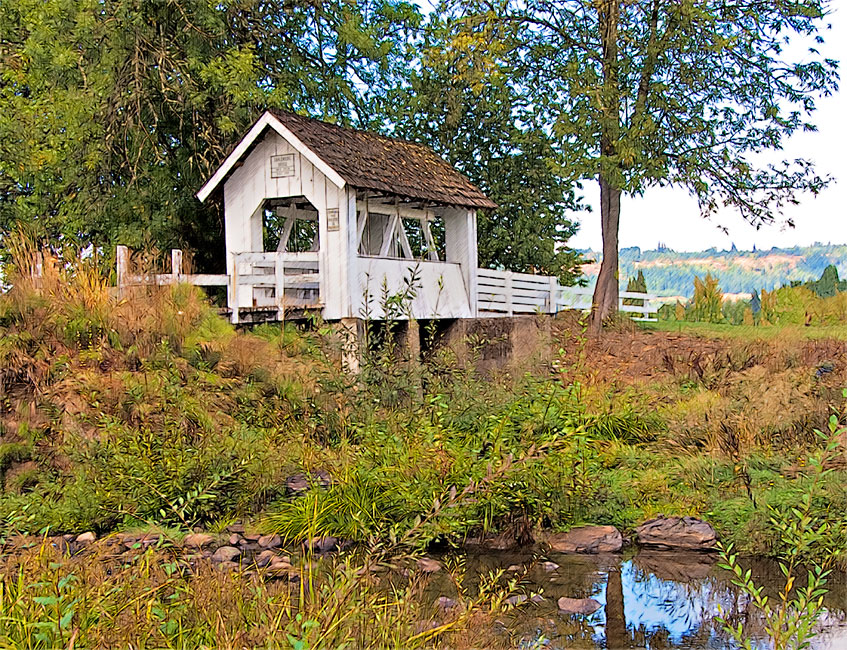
[
  {"left": 447, "top": 0, "right": 838, "bottom": 332},
  {"left": 750, "top": 290, "right": 762, "bottom": 316},
  {"left": 389, "top": 11, "right": 584, "bottom": 283},
  {"left": 0, "top": 0, "right": 420, "bottom": 268},
  {"left": 806, "top": 264, "right": 846, "bottom": 298},
  {"left": 689, "top": 273, "right": 723, "bottom": 323},
  {"left": 623, "top": 269, "right": 647, "bottom": 306}
]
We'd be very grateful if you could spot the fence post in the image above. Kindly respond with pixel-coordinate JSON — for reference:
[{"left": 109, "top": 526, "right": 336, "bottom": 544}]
[
  {"left": 504, "top": 271, "right": 513, "bottom": 316},
  {"left": 548, "top": 277, "right": 558, "bottom": 314},
  {"left": 116, "top": 245, "right": 128, "bottom": 297},
  {"left": 171, "top": 249, "right": 183, "bottom": 284},
  {"left": 275, "top": 253, "right": 285, "bottom": 322}
]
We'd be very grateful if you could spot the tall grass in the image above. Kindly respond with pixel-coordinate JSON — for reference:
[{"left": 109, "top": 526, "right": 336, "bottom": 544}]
[{"left": 0, "top": 539, "right": 519, "bottom": 649}]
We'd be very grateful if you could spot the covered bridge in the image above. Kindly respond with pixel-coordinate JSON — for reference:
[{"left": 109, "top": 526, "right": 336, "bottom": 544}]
[{"left": 196, "top": 110, "right": 494, "bottom": 324}]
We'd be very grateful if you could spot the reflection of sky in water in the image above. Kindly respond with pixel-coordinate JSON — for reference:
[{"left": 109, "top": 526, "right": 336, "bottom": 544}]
[
  {"left": 584, "top": 560, "right": 769, "bottom": 650},
  {"left": 490, "top": 552, "right": 846, "bottom": 649}
]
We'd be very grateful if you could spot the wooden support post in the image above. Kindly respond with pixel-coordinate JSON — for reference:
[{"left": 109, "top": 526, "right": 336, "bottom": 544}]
[
  {"left": 116, "top": 245, "right": 128, "bottom": 297},
  {"left": 275, "top": 253, "right": 285, "bottom": 322},
  {"left": 339, "top": 317, "right": 362, "bottom": 374},
  {"left": 171, "top": 249, "right": 183, "bottom": 283},
  {"left": 229, "top": 254, "right": 239, "bottom": 324},
  {"left": 504, "top": 271, "right": 513, "bottom": 316},
  {"left": 405, "top": 319, "right": 421, "bottom": 363}
]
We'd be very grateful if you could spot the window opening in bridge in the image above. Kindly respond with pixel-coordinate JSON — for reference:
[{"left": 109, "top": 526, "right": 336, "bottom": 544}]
[
  {"left": 358, "top": 201, "right": 446, "bottom": 261},
  {"left": 263, "top": 198, "right": 319, "bottom": 253}
]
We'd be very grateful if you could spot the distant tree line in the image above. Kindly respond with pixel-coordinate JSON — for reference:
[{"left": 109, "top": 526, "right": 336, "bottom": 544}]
[
  {"left": 597, "top": 245, "right": 847, "bottom": 298},
  {"left": 658, "top": 264, "right": 847, "bottom": 326}
]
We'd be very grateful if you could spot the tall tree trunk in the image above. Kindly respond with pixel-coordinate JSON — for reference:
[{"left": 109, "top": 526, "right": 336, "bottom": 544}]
[
  {"left": 590, "top": 175, "right": 621, "bottom": 334},
  {"left": 589, "top": 0, "right": 622, "bottom": 335}
]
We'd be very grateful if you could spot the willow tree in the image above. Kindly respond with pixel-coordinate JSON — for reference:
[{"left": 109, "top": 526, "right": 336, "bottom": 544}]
[{"left": 448, "top": 0, "right": 838, "bottom": 332}]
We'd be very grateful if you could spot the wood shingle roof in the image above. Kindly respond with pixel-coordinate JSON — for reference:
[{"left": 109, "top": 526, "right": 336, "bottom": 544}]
[{"left": 268, "top": 110, "right": 496, "bottom": 209}]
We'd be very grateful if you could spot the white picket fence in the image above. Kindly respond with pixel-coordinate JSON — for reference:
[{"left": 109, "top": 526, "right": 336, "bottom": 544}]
[
  {"left": 476, "top": 268, "right": 657, "bottom": 320},
  {"left": 116, "top": 247, "right": 228, "bottom": 291}
]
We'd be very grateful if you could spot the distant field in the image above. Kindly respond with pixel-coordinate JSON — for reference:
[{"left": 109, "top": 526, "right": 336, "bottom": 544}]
[{"left": 640, "top": 320, "right": 847, "bottom": 341}]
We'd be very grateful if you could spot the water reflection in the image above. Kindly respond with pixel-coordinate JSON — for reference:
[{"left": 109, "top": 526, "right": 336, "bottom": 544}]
[{"left": 443, "top": 550, "right": 847, "bottom": 649}]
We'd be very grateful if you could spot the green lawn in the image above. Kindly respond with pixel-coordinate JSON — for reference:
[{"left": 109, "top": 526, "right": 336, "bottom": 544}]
[{"left": 639, "top": 320, "right": 847, "bottom": 341}]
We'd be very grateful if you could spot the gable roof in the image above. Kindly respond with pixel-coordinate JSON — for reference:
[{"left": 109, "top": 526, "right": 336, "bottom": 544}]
[{"left": 196, "top": 110, "right": 496, "bottom": 209}]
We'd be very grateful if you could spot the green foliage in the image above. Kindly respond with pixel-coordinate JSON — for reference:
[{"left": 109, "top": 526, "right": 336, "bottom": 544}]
[
  {"left": 599, "top": 245, "right": 847, "bottom": 300},
  {"left": 389, "top": 11, "right": 584, "bottom": 283},
  {"left": 445, "top": 0, "right": 836, "bottom": 321},
  {"left": 717, "top": 421, "right": 845, "bottom": 649},
  {"left": 0, "top": 540, "right": 519, "bottom": 649},
  {"left": 0, "top": 443, "right": 32, "bottom": 488},
  {"left": 688, "top": 274, "right": 723, "bottom": 323},
  {"left": 804, "top": 264, "right": 847, "bottom": 298},
  {"left": 1, "top": 243, "right": 845, "bottom": 572},
  {"left": 623, "top": 270, "right": 647, "bottom": 307},
  {"left": 0, "top": 0, "right": 421, "bottom": 265}
]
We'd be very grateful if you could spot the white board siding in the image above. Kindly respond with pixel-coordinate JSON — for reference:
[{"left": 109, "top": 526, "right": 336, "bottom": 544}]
[
  {"left": 443, "top": 207, "right": 478, "bottom": 316},
  {"left": 354, "top": 259, "right": 472, "bottom": 320},
  {"left": 223, "top": 131, "right": 346, "bottom": 317}
]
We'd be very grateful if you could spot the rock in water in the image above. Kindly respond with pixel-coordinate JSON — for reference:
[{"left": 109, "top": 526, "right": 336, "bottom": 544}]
[
  {"left": 309, "top": 536, "right": 338, "bottom": 553},
  {"left": 436, "top": 596, "right": 457, "bottom": 611},
  {"left": 285, "top": 470, "right": 332, "bottom": 496},
  {"left": 557, "top": 597, "right": 602, "bottom": 615},
  {"left": 635, "top": 516, "right": 717, "bottom": 550},
  {"left": 545, "top": 526, "right": 623, "bottom": 553},
  {"left": 258, "top": 534, "right": 281, "bottom": 548},
  {"left": 76, "top": 532, "right": 97, "bottom": 545}
]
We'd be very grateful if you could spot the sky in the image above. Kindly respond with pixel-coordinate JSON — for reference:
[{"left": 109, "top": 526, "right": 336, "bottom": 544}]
[{"left": 569, "top": 5, "right": 847, "bottom": 253}]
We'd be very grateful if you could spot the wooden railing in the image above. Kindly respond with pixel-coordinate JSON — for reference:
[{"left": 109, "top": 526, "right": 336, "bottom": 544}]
[
  {"left": 116, "top": 247, "right": 321, "bottom": 323},
  {"left": 230, "top": 251, "right": 320, "bottom": 322},
  {"left": 116, "top": 246, "right": 228, "bottom": 291},
  {"left": 477, "top": 268, "right": 657, "bottom": 321}
]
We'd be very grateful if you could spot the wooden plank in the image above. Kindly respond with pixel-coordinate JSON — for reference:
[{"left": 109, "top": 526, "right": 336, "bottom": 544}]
[
  {"left": 275, "top": 255, "right": 284, "bottom": 320},
  {"left": 233, "top": 251, "right": 279, "bottom": 264},
  {"left": 187, "top": 274, "right": 228, "bottom": 286},
  {"left": 477, "top": 300, "right": 511, "bottom": 312},
  {"left": 116, "top": 246, "right": 128, "bottom": 297},
  {"left": 478, "top": 268, "right": 556, "bottom": 284},
  {"left": 504, "top": 271, "right": 513, "bottom": 316},
  {"left": 237, "top": 274, "right": 319, "bottom": 287}
]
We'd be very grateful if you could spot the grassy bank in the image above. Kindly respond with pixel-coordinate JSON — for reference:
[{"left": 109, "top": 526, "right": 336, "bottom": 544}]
[{"left": 0, "top": 243, "right": 845, "bottom": 563}]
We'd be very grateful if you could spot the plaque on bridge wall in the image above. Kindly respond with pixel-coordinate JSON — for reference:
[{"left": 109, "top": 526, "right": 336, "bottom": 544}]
[
  {"left": 270, "top": 154, "right": 296, "bottom": 178},
  {"left": 326, "top": 208, "right": 340, "bottom": 232}
]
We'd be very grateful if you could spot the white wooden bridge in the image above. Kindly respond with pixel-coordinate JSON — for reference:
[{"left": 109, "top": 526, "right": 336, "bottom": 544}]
[{"left": 118, "top": 110, "right": 656, "bottom": 324}]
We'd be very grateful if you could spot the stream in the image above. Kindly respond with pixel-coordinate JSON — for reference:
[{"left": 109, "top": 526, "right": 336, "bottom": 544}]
[{"left": 427, "top": 550, "right": 847, "bottom": 649}]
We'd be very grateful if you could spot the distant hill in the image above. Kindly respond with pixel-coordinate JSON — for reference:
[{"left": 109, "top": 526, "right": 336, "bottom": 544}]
[{"left": 579, "top": 244, "right": 847, "bottom": 298}]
